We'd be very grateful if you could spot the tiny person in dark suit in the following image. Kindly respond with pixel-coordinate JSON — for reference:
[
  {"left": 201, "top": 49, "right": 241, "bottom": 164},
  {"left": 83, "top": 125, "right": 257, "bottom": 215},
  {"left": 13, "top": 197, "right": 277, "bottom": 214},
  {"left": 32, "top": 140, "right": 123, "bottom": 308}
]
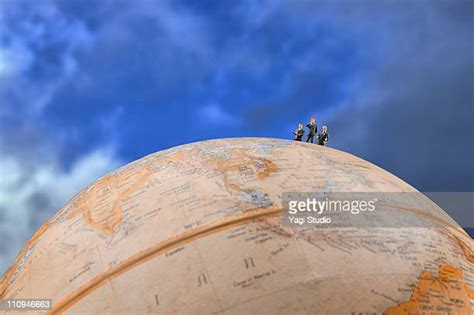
[
  {"left": 294, "top": 123, "right": 304, "bottom": 141},
  {"left": 305, "top": 116, "right": 317, "bottom": 143},
  {"left": 317, "top": 125, "right": 329, "bottom": 146}
]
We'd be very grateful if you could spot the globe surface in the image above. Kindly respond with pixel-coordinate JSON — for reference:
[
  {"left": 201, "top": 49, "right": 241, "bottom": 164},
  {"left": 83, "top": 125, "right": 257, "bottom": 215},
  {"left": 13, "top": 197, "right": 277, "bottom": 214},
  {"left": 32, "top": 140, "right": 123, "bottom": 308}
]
[{"left": 1, "top": 138, "right": 472, "bottom": 314}]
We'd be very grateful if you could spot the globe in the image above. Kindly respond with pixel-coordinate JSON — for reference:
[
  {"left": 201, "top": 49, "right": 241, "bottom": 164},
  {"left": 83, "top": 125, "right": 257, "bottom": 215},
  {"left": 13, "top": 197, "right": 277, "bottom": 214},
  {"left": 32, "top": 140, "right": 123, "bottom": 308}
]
[{"left": 1, "top": 138, "right": 472, "bottom": 314}]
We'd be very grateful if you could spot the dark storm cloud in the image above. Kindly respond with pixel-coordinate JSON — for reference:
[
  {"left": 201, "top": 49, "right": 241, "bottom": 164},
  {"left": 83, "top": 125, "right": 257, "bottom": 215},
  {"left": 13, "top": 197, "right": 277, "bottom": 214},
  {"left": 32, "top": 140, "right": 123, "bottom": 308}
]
[
  {"left": 246, "top": 0, "right": 474, "bottom": 191},
  {"left": 323, "top": 1, "right": 474, "bottom": 191}
]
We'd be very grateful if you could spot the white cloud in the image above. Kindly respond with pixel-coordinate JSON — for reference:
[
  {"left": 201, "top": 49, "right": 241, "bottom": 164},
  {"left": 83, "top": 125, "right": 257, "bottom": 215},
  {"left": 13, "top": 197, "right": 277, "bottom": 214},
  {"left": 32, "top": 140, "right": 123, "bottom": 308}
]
[
  {"left": 0, "top": 1, "right": 120, "bottom": 275},
  {"left": 197, "top": 103, "right": 240, "bottom": 127},
  {"left": 0, "top": 0, "right": 94, "bottom": 115},
  {"left": 0, "top": 149, "right": 122, "bottom": 275}
]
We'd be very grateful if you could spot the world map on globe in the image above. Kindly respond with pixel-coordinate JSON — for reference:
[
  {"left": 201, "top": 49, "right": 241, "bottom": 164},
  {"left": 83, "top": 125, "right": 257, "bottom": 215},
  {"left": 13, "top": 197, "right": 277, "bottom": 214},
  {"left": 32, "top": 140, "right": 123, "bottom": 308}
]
[{"left": 1, "top": 138, "right": 472, "bottom": 314}]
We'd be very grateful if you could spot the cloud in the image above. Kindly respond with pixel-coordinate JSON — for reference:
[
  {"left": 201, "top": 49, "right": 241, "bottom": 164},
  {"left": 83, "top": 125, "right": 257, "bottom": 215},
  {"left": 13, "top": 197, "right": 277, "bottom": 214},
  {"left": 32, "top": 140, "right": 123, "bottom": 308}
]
[
  {"left": 0, "top": 0, "right": 93, "bottom": 116},
  {"left": 197, "top": 103, "right": 240, "bottom": 127},
  {"left": 321, "top": 1, "right": 474, "bottom": 191},
  {"left": 0, "top": 148, "right": 122, "bottom": 274},
  {"left": 0, "top": 0, "right": 121, "bottom": 275},
  {"left": 243, "top": 0, "right": 474, "bottom": 191}
]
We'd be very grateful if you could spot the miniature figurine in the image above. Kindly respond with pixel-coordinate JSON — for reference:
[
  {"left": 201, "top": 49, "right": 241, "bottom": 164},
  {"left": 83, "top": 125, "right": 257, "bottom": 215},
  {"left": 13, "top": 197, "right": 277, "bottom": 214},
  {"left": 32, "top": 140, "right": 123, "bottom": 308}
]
[
  {"left": 317, "top": 125, "right": 329, "bottom": 146},
  {"left": 294, "top": 123, "right": 304, "bottom": 141},
  {"left": 306, "top": 116, "right": 317, "bottom": 143}
]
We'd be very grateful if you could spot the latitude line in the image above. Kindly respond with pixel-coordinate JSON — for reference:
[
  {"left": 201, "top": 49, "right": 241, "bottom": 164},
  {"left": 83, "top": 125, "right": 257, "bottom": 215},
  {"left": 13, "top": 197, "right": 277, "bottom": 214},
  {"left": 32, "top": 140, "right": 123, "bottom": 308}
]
[{"left": 49, "top": 205, "right": 283, "bottom": 314}]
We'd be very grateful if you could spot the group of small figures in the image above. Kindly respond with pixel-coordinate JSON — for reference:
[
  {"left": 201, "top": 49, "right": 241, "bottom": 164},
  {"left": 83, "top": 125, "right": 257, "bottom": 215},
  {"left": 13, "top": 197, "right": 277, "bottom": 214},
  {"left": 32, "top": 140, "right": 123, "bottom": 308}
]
[{"left": 293, "top": 116, "right": 329, "bottom": 146}]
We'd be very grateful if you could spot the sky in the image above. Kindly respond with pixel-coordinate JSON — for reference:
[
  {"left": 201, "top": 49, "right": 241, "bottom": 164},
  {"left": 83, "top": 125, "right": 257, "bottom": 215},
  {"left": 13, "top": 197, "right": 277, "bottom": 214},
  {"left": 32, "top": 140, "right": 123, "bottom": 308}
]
[{"left": 0, "top": 0, "right": 473, "bottom": 273}]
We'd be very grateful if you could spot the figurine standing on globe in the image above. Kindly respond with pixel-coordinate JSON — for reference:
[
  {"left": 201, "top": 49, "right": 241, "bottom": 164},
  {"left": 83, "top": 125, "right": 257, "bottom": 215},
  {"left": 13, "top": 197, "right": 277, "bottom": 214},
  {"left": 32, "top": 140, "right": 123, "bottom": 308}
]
[{"left": 317, "top": 125, "right": 330, "bottom": 146}]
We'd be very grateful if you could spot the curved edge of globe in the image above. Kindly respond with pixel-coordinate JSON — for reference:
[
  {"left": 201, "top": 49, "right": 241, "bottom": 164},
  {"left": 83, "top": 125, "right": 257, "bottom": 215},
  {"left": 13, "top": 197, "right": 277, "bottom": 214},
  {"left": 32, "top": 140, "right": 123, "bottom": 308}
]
[{"left": 0, "top": 137, "right": 462, "bottom": 294}]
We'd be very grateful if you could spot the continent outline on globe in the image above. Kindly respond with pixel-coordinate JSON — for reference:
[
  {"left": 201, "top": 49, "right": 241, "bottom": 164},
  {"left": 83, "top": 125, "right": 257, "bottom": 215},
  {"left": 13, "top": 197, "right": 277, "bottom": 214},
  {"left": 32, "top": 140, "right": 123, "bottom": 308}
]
[{"left": 1, "top": 138, "right": 472, "bottom": 314}]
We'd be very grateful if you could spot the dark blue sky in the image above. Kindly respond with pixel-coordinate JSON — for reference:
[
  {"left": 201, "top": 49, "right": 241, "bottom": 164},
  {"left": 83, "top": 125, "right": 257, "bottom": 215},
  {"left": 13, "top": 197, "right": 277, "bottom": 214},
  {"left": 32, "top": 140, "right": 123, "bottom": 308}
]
[{"left": 0, "top": 0, "right": 473, "bottom": 272}]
